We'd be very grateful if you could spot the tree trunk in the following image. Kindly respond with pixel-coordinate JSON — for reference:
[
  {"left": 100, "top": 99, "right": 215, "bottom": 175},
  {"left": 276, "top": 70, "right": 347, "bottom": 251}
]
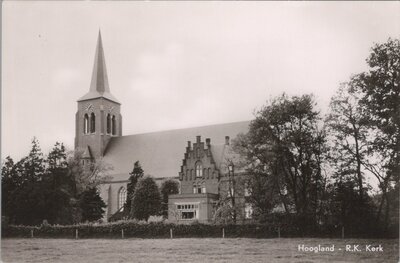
[
  {"left": 384, "top": 192, "right": 390, "bottom": 232},
  {"left": 375, "top": 194, "right": 384, "bottom": 224},
  {"left": 353, "top": 127, "right": 364, "bottom": 201}
]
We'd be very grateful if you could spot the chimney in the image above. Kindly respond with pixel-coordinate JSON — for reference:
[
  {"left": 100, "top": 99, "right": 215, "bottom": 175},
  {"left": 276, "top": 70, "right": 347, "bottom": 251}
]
[
  {"left": 206, "top": 138, "right": 211, "bottom": 147},
  {"left": 225, "top": 136, "right": 230, "bottom": 145},
  {"left": 196, "top": 135, "right": 201, "bottom": 143}
]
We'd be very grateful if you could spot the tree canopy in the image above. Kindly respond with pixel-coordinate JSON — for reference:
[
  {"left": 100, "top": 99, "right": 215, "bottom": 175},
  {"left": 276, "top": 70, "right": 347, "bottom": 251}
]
[
  {"left": 160, "top": 179, "right": 179, "bottom": 218},
  {"left": 131, "top": 176, "right": 161, "bottom": 221}
]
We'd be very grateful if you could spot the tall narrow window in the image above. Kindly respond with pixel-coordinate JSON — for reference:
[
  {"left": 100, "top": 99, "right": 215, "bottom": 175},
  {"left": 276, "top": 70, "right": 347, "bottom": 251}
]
[
  {"left": 90, "top": 112, "right": 96, "bottom": 133},
  {"left": 118, "top": 187, "right": 127, "bottom": 211},
  {"left": 107, "top": 114, "right": 111, "bottom": 134},
  {"left": 195, "top": 162, "right": 203, "bottom": 177},
  {"left": 83, "top": 114, "right": 89, "bottom": 134},
  {"left": 112, "top": 115, "right": 116, "bottom": 135}
]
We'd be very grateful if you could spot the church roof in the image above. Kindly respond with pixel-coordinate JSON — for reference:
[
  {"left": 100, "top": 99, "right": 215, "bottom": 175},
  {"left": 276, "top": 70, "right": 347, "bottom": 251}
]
[
  {"left": 101, "top": 120, "right": 250, "bottom": 181},
  {"left": 78, "top": 31, "right": 120, "bottom": 104}
]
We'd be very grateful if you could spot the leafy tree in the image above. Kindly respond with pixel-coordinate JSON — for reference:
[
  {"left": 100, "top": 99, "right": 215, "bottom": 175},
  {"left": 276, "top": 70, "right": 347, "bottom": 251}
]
[
  {"left": 131, "top": 176, "right": 161, "bottom": 221},
  {"left": 232, "top": 137, "right": 281, "bottom": 222},
  {"left": 160, "top": 179, "right": 179, "bottom": 218},
  {"left": 22, "top": 137, "right": 46, "bottom": 183},
  {"left": 126, "top": 161, "right": 144, "bottom": 213},
  {"left": 79, "top": 187, "right": 106, "bottom": 222},
  {"left": 214, "top": 154, "right": 249, "bottom": 224},
  {"left": 2, "top": 139, "right": 48, "bottom": 225},
  {"left": 43, "top": 142, "right": 74, "bottom": 224},
  {"left": 1, "top": 156, "right": 18, "bottom": 222},
  {"left": 67, "top": 149, "right": 111, "bottom": 196},
  {"left": 1, "top": 139, "right": 110, "bottom": 225},
  {"left": 67, "top": 150, "right": 111, "bottom": 223},
  {"left": 348, "top": 38, "right": 400, "bottom": 230},
  {"left": 326, "top": 85, "right": 369, "bottom": 201},
  {"left": 11, "top": 138, "right": 48, "bottom": 225},
  {"left": 353, "top": 38, "right": 399, "bottom": 165},
  {"left": 234, "top": 94, "right": 327, "bottom": 227}
]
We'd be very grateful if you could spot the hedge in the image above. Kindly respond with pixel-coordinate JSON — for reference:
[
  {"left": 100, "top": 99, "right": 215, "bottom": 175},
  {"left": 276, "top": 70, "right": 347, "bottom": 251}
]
[{"left": 2, "top": 221, "right": 397, "bottom": 239}]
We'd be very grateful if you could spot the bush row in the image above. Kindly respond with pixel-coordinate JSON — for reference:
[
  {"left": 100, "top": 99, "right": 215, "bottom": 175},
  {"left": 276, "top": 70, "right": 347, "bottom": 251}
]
[{"left": 2, "top": 221, "right": 397, "bottom": 239}]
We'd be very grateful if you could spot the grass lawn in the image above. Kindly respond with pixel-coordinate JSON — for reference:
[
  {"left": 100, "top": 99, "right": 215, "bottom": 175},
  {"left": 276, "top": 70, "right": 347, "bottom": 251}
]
[{"left": 1, "top": 238, "right": 398, "bottom": 263}]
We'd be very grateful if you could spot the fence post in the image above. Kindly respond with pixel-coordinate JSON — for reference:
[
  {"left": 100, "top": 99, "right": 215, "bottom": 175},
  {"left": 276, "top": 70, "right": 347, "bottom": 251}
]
[
  {"left": 222, "top": 228, "right": 225, "bottom": 238},
  {"left": 31, "top": 229, "right": 34, "bottom": 238},
  {"left": 278, "top": 226, "right": 281, "bottom": 239},
  {"left": 75, "top": 229, "right": 78, "bottom": 239},
  {"left": 341, "top": 226, "right": 344, "bottom": 239},
  {"left": 122, "top": 229, "right": 124, "bottom": 239},
  {"left": 170, "top": 228, "right": 173, "bottom": 239}
]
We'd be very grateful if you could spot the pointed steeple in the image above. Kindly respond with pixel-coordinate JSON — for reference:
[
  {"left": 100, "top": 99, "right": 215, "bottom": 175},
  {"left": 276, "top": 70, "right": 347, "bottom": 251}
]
[
  {"left": 78, "top": 30, "right": 120, "bottom": 104},
  {"left": 90, "top": 30, "right": 109, "bottom": 94}
]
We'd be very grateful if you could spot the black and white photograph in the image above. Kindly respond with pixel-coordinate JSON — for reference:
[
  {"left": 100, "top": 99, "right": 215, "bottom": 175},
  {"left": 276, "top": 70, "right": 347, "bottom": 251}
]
[{"left": 1, "top": 1, "right": 399, "bottom": 262}]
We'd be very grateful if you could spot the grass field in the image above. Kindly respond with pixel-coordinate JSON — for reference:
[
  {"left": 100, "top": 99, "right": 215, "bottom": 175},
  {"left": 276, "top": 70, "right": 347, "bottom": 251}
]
[{"left": 1, "top": 238, "right": 398, "bottom": 263}]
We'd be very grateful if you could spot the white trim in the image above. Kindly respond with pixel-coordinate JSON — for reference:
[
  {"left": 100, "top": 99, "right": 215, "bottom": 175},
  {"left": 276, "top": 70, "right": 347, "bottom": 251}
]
[{"left": 174, "top": 201, "right": 200, "bottom": 205}]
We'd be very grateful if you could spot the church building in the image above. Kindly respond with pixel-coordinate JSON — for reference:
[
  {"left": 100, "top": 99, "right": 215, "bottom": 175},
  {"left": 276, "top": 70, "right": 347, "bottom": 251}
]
[{"left": 75, "top": 32, "right": 250, "bottom": 222}]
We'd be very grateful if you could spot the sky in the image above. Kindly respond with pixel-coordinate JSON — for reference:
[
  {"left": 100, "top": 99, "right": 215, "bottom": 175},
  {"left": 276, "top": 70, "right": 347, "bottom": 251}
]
[{"left": 2, "top": 1, "right": 400, "bottom": 161}]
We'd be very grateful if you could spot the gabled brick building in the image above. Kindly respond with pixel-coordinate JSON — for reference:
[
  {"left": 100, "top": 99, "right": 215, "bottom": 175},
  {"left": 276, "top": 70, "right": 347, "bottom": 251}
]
[
  {"left": 169, "top": 135, "right": 251, "bottom": 223},
  {"left": 75, "top": 32, "right": 250, "bottom": 222}
]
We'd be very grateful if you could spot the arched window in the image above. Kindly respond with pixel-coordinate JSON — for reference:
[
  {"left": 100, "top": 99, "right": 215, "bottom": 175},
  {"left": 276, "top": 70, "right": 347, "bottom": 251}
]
[
  {"left": 90, "top": 112, "right": 96, "bottom": 133},
  {"left": 83, "top": 114, "right": 89, "bottom": 134},
  {"left": 208, "top": 168, "right": 211, "bottom": 179},
  {"left": 196, "top": 162, "right": 202, "bottom": 177},
  {"left": 118, "top": 187, "right": 127, "bottom": 211},
  {"left": 106, "top": 114, "right": 111, "bottom": 134},
  {"left": 112, "top": 115, "right": 116, "bottom": 135}
]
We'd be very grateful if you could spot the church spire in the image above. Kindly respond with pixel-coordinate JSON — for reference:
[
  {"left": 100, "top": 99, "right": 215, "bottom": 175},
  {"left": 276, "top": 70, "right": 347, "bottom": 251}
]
[
  {"left": 90, "top": 30, "right": 109, "bottom": 94},
  {"left": 78, "top": 30, "right": 120, "bottom": 104}
]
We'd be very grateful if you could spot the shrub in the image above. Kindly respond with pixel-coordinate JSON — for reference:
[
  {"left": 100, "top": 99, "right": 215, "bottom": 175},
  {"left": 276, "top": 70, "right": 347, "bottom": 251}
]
[{"left": 2, "top": 221, "right": 397, "bottom": 239}]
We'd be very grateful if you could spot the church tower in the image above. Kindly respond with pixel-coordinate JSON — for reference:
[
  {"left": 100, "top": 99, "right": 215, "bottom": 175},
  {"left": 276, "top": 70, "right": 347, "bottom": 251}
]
[{"left": 75, "top": 31, "right": 122, "bottom": 160}]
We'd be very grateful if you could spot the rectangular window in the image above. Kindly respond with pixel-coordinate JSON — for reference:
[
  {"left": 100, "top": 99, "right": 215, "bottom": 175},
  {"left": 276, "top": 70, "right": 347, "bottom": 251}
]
[
  {"left": 201, "top": 186, "right": 206, "bottom": 193},
  {"left": 182, "top": 211, "right": 196, "bottom": 219},
  {"left": 175, "top": 202, "right": 200, "bottom": 220}
]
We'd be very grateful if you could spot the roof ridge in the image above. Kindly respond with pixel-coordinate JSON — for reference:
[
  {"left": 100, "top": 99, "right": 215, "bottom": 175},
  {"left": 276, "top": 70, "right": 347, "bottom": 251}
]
[{"left": 113, "top": 120, "right": 251, "bottom": 138}]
